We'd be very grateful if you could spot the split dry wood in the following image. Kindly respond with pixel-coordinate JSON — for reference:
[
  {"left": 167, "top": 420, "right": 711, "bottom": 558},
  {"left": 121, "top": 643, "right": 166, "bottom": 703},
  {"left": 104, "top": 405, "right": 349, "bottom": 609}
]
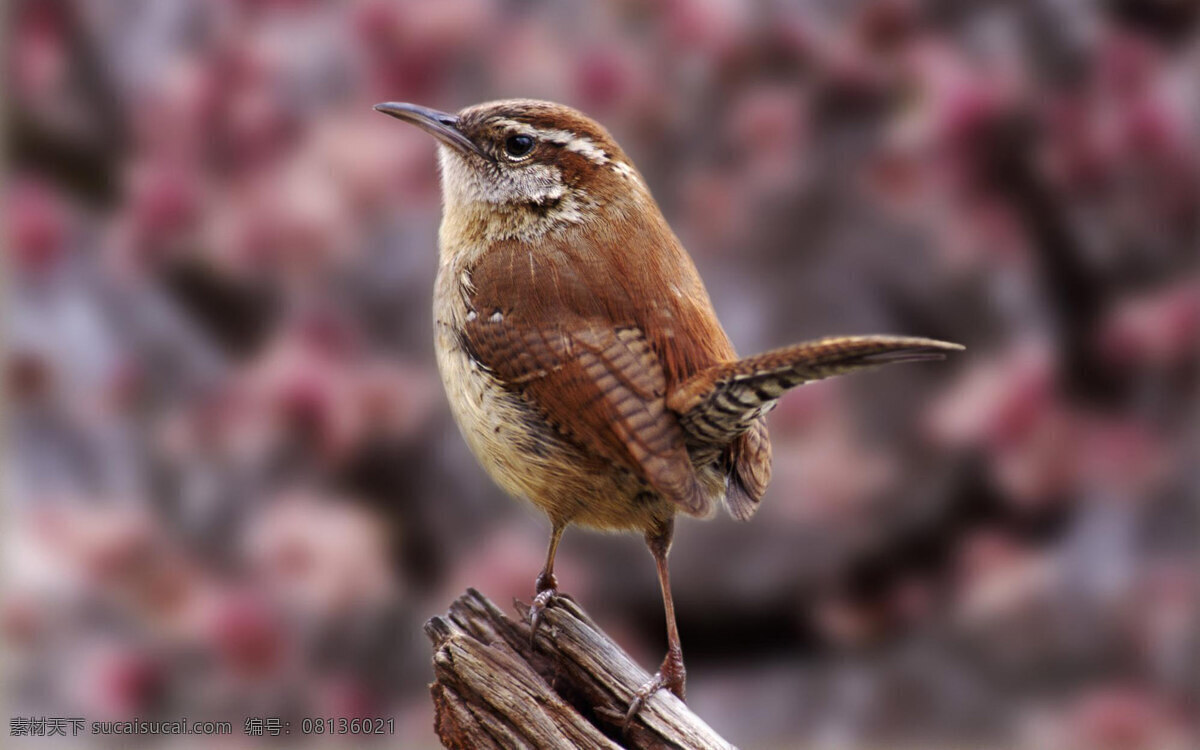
[{"left": 426, "top": 588, "right": 737, "bottom": 750}]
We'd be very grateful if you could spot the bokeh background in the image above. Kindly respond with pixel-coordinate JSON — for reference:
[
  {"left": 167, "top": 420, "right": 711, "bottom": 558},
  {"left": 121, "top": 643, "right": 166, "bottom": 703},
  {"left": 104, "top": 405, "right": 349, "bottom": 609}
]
[{"left": 5, "top": 0, "right": 1199, "bottom": 748}]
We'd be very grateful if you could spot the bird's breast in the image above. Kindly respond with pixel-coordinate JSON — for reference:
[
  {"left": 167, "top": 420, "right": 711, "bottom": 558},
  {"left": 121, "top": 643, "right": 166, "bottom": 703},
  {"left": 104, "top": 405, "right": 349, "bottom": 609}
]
[{"left": 432, "top": 259, "right": 552, "bottom": 496}]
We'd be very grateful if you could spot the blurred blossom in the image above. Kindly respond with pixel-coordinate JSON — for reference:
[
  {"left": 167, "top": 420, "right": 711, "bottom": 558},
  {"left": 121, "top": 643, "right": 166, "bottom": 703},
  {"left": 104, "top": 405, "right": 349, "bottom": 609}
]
[
  {"left": 1063, "top": 687, "right": 1191, "bottom": 750},
  {"left": 771, "top": 383, "right": 900, "bottom": 526},
  {"left": 441, "top": 521, "right": 589, "bottom": 611},
  {"left": 659, "top": 0, "right": 752, "bottom": 56},
  {"left": 953, "top": 527, "right": 1051, "bottom": 627},
  {"left": 76, "top": 644, "right": 168, "bottom": 721},
  {"left": 6, "top": 180, "right": 68, "bottom": 276},
  {"left": 725, "top": 85, "right": 809, "bottom": 195},
  {"left": 200, "top": 589, "right": 288, "bottom": 680},
  {"left": 244, "top": 493, "right": 398, "bottom": 618},
  {"left": 5, "top": 1, "right": 1198, "bottom": 748},
  {"left": 928, "top": 343, "right": 1055, "bottom": 449},
  {"left": 1101, "top": 279, "right": 1200, "bottom": 367}
]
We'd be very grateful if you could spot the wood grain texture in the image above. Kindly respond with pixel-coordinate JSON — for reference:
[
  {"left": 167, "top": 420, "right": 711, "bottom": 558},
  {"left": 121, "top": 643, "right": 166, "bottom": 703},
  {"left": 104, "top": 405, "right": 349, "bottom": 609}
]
[{"left": 426, "top": 589, "right": 737, "bottom": 750}]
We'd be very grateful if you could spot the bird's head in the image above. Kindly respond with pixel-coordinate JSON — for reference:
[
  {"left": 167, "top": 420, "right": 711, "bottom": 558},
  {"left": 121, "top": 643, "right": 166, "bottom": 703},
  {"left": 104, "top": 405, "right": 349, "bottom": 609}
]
[{"left": 375, "top": 99, "right": 647, "bottom": 240}]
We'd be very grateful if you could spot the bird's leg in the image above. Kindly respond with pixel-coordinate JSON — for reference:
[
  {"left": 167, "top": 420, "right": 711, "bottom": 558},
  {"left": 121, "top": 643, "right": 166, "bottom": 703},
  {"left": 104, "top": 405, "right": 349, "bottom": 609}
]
[
  {"left": 528, "top": 522, "right": 565, "bottom": 643},
  {"left": 624, "top": 518, "right": 685, "bottom": 730}
]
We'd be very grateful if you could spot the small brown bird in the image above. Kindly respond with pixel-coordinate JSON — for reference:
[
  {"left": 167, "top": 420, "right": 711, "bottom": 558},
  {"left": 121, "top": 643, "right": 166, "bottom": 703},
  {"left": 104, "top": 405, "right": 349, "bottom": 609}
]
[{"left": 376, "top": 99, "right": 961, "bottom": 720}]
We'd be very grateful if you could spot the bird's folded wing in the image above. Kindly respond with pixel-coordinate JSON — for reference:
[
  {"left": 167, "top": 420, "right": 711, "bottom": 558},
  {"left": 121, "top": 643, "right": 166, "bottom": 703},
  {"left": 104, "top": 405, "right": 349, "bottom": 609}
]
[
  {"left": 668, "top": 335, "right": 964, "bottom": 447},
  {"left": 463, "top": 314, "right": 708, "bottom": 515}
]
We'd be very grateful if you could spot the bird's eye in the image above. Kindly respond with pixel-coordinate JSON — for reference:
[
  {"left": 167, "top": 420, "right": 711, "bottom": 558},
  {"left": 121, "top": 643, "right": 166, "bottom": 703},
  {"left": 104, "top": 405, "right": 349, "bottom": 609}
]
[{"left": 504, "top": 134, "right": 535, "bottom": 158}]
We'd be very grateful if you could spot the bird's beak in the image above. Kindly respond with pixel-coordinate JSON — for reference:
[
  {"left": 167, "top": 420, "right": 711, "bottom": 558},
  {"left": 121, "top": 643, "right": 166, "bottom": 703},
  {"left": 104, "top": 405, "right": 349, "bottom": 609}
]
[{"left": 373, "top": 102, "right": 485, "bottom": 158}]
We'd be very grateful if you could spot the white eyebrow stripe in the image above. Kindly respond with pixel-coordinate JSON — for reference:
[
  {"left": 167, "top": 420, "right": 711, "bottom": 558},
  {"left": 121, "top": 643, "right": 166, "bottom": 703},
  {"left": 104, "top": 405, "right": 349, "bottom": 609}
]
[
  {"left": 563, "top": 137, "right": 609, "bottom": 164},
  {"left": 610, "top": 160, "right": 642, "bottom": 184},
  {"left": 491, "top": 118, "right": 610, "bottom": 165}
]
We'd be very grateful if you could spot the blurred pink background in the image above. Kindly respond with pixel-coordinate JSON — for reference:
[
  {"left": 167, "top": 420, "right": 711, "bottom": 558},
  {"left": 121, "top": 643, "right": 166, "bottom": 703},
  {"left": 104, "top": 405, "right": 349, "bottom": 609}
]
[{"left": 5, "top": 0, "right": 1199, "bottom": 748}]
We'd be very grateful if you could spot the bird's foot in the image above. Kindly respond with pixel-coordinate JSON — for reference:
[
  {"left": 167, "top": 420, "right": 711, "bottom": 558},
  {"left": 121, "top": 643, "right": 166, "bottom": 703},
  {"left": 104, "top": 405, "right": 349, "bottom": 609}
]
[
  {"left": 528, "top": 587, "right": 561, "bottom": 645},
  {"left": 622, "top": 648, "right": 685, "bottom": 732},
  {"left": 528, "top": 570, "right": 564, "bottom": 647}
]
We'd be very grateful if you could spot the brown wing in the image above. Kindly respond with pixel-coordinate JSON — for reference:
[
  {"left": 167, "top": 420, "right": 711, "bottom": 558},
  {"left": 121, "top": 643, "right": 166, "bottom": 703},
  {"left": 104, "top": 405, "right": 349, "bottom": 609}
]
[{"left": 460, "top": 239, "right": 711, "bottom": 515}]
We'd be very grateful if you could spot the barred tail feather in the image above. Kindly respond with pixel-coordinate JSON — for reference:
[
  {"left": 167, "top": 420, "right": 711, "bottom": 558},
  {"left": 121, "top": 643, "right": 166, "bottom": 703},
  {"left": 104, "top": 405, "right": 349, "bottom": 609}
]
[{"left": 670, "top": 335, "right": 963, "bottom": 453}]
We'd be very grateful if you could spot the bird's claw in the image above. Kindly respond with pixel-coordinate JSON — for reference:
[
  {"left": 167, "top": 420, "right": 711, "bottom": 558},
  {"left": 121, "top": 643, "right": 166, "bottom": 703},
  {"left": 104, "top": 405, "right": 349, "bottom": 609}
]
[
  {"left": 622, "top": 671, "right": 668, "bottom": 732},
  {"left": 622, "top": 650, "right": 685, "bottom": 733},
  {"left": 528, "top": 587, "right": 558, "bottom": 646}
]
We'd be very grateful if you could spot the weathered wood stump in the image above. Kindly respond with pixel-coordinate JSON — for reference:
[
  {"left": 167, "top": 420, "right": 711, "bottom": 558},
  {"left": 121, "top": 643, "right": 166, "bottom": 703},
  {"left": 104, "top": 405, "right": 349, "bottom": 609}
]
[{"left": 425, "top": 588, "right": 737, "bottom": 749}]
